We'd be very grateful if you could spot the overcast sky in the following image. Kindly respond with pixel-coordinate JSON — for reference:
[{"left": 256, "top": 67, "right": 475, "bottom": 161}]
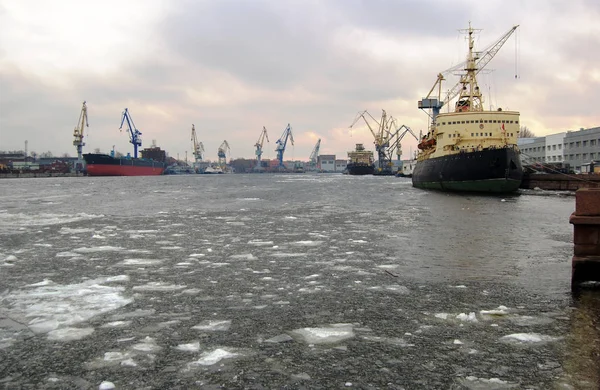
[{"left": 1, "top": 0, "right": 599, "bottom": 161}]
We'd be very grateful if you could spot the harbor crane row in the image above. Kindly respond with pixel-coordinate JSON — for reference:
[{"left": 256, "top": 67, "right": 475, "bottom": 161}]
[
  {"left": 191, "top": 124, "right": 205, "bottom": 162},
  {"left": 419, "top": 25, "right": 519, "bottom": 124},
  {"left": 309, "top": 139, "right": 321, "bottom": 171},
  {"left": 254, "top": 126, "right": 269, "bottom": 170},
  {"left": 275, "top": 124, "right": 294, "bottom": 169},
  {"left": 119, "top": 108, "right": 142, "bottom": 158},
  {"left": 72, "top": 101, "right": 89, "bottom": 166},
  {"left": 349, "top": 109, "right": 397, "bottom": 175},
  {"left": 218, "top": 140, "right": 230, "bottom": 170}
]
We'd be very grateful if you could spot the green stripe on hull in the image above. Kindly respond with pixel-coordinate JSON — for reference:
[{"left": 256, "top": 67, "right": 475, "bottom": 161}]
[{"left": 413, "top": 179, "right": 521, "bottom": 193}]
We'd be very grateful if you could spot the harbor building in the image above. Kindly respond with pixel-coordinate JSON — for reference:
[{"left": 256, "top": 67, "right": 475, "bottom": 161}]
[
  {"left": 318, "top": 155, "right": 336, "bottom": 172},
  {"left": 518, "top": 126, "right": 600, "bottom": 171},
  {"left": 335, "top": 159, "right": 347, "bottom": 172}
]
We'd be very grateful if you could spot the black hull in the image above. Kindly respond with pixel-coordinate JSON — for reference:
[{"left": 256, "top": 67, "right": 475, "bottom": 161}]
[
  {"left": 412, "top": 147, "right": 523, "bottom": 193},
  {"left": 347, "top": 163, "right": 375, "bottom": 175}
]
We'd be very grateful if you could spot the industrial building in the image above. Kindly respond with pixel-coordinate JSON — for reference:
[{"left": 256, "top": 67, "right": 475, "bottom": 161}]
[{"left": 518, "top": 126, "right": 600, "bottom": 172}]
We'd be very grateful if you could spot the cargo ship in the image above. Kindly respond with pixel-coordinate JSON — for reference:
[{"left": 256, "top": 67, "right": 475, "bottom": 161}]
[
  {"left": 83, "top": 108, "right": 167, "bottom": 176},
  {"left": 83, "top": 149, "right": 166, "bottom": 176},
  {"left": 347, "top": 143, "right": 375, "bottom": 175},
  {"left": 412, "top": 24, "right": 523, "bottom": 193}
]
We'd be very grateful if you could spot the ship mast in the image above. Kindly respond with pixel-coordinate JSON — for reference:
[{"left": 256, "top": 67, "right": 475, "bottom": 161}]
[{"left": 455, "top": 23, "right": 483, "bottom": 113}]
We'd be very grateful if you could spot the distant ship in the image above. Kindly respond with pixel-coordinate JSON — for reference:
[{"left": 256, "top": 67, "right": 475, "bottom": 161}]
[
  {"left": 203, "top": 165, "right": 224, "bottom": 174},
  {"left": 412, "top": 24, "right": 523, "bottom": 193},
  {"left": 347, "top": 143, "right": 375, "bottom": 175},
  {"left": 83, "top": 108, "right": 167, "bottom": 176},
  {"left": 84, "top": 149, "right": 166, "bottom": 176}
]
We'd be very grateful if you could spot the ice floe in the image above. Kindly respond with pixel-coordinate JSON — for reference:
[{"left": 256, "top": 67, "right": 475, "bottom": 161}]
[
  {"left": 175, "top": 341, "right": 201, "bottom": 352},
  {"left": 290, "top": 324, "right": 355, "bottom": 344},
  {"left": 74, "top": 246, "right": 124, "bottom": 253},
  {"left": 459, "top": 376, "right": 517, "bottom": 389},
  {"left": 47, "top": 327, "right": 94, "bottom": 341},
  {"left": 456, "top": 312, "right": 479, "bottom": 322},
  {"left": 186, "top": 348, "right": 239, "bottom": 368},
  {"left": 192, "top": 320, "right": 231, "bottom": 331},
  {"left": 1, "top": 276, "right": 132, "bottom": 346},
  {"left": 500, "top": 333, "right": 561, "bottom": 344},
  {"left": 132, "top": 282, "right": 186, "bottom": 292}
]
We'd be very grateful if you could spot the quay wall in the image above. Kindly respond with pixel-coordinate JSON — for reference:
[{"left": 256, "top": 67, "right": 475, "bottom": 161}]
[{"left": 521, "top": 173, "right": 600, "bottom": 191}]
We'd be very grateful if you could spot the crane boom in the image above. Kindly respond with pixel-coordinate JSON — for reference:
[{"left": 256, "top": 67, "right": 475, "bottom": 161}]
[
  {"left": 119, "top": 108, "right": 142, "bottom": 158},
  {"left": 73, "top": 101, "right": 89, "bottom": 161},
  {"left": 309, "top": 139, "right": 321, "bottom": 170},
  {"left": 191, "top": 124, "right": 204, "bottom": 162},
  {"left": 254, "top": 126, "right": 270, "bottom": 170},
  {"left": 275, "top": 124, "right": 294, "bottom": 169}
]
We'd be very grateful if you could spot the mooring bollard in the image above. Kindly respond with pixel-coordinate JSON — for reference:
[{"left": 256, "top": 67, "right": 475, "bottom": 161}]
[{"left": 570, "top": 188, "right": 600, "bottom": 288}]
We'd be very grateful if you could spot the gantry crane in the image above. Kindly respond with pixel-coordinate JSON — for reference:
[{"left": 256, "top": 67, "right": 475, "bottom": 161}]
[
  {"left": 418, "top": 25, "right": 519, "bottom": 125},
  {"left": 275, "top": 124, "right": 294, "bottom": 169},
  {"left": 218, "top": 140, "right": 230, "bottom": 169},
  {"left": 119, "top": 108, "right": 142, "bottom": 158},
  {"left": 349, "top": 109, "right": 397, "bottom": 175},
  {"left": 191, "top": 124, "right": 205, "bottom": 162},
  {"left": 309, "top": 139, "right": 321, "bottom": 171},
  {"left": 73, "top": 101, "right": 89, "bottom": 165},
  {"left": 254, "top": 126, "right": 269, "bottom": 170}
]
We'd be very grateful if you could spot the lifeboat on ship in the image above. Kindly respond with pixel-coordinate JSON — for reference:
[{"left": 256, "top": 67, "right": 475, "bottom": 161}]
[{"left": 418, "top": 138, "right": 436, "bottom": 150}]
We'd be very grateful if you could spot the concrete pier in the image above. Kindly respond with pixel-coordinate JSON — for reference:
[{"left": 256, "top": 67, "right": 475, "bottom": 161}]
[
  {"left": 522, "top": 173, "right": 600, "bottom": 191},
  {"left": 570, "top": 188, "right": 600, "bottom": 287}
]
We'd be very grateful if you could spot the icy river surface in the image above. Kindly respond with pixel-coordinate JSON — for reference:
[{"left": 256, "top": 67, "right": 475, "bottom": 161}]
[{"left": 1, "top": 174, "right": 599, "bottom": 389}]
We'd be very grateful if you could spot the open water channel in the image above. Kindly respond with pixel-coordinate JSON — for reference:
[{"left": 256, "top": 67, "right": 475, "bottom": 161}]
[{"left": 0, "top": 174, "right": 598, "bottom": 389}]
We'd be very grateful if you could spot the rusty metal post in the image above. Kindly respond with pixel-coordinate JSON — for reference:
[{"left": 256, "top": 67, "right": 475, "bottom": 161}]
[{"left": 570, "top": 188, "right": 600, "bottom": 288}]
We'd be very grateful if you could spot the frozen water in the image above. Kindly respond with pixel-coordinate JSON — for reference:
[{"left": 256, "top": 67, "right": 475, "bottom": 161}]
[{"left": 0, "top": 175, "right": 591, "bottom": 389}]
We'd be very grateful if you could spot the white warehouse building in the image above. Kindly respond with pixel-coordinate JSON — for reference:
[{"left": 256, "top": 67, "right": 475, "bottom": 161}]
[{"left": 518, "top": 126, "right": 600, "bottom": 171}]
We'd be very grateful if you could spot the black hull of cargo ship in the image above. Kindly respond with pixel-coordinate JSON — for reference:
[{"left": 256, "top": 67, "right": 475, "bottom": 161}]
[
  {"left": 412, "top": 147, "right": 523, "bottom": 193},
  {"left": 83, "top": 154, "right": 166, "bottom": 176},
  {"left": 347, "top": 163, "right": 375, "bottom": 175}
]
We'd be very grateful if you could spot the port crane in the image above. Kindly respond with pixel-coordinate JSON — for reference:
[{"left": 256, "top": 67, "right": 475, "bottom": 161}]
[
  {"left": 419, "top": 24, "right": 519, "bottom": 124},
  {"left": 309, "top": 139, "right": 321, "bottom": 171},
  {"left": 218, "top": 140, "right": 230, "bottom": 169},
  {"left": 349, "top": 109, "right": 397, "bottom": 175},
  {"left": 72, "top": 101, "right": 89, "bottom": 164},
  {"left": 254, "top": 126, "right": 269, "bottom": 170},
  {"left": 275, "top": 124, "right": 294, "bottom": 169},
  {"left": 119, "top": 108, "right": 142, "bottom": 158},
  {"left": 191, "top": 124, "right": 205, "bottom": 162},
  {"left": 388, "top": 125, "right": 419, "bottom": 161}
]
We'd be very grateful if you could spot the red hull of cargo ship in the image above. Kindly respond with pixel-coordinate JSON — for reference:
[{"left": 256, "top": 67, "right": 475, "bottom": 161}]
[{"left": 86, "top": 164, "right": 164, "bottom": 176}]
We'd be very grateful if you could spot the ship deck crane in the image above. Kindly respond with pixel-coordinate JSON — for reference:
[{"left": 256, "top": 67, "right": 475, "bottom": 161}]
[
  {"left": 191, "top": 124, "right": 205, "bottom": 162},
  {"left": 119, "top": 108, "right": 142, "bottom": 158},
  {"left": 72, "top": 101, "right": 89, "bottom": 167},
  {"left": 349, "top": 109, "right": 397, "bottom": 174},
  {"left": 309, "top": 138, "right": 321, "bottom": 171},
  {"left": 218, "top": 140, "right": 230, "bottom": 169},
  {"left": 418, "top": 25, "right": 519, "bottom": 125},
  {"left": 254, "top": 126, "right": 269, "bottom": 170},
  {"left": 275, "top": 124, "right": 294, "bottom": 169}
]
